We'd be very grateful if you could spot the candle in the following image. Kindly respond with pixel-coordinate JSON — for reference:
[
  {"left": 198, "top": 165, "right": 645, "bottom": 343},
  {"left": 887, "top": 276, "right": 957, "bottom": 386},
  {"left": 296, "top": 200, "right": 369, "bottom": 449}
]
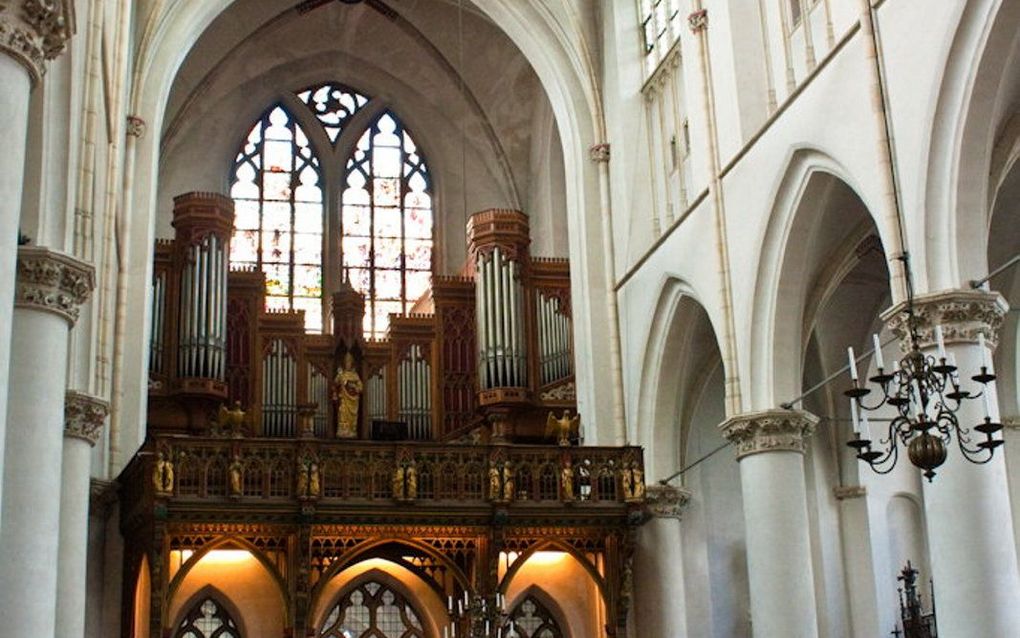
[
  {"left": 978, "top": 332, "right": 993, "bottom": 372},
  {"left": 872, "top": 333, "right": 884, "bottom": 370},
  {"left": 934, "top": 324, "right": 947, "bottom": 360},
  {"left": 444, "top": 627, "right": 449, "bottom": 638},
  {"left": 448, "top": 595, "right": 453, "bottom": 611},
  {"left": 860, "top": 410, "right": 872, "bottom": 441},
  {"left": 847, "top": 347, "right": 859, "bottom": 381},
  {"left": 849, "top": 397, "right": 860, "bottom": 434},
  {"left": 984, "top": 384, "right": 992, "bottom": 419},
  {"left": 464, "top": 591, "right": 469, "bottom": 605}
]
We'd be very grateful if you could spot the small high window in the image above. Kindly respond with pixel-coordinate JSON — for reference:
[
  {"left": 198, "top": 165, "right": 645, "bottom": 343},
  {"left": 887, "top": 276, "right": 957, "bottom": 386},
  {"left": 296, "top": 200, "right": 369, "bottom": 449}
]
[
  {"left": 174, "top": 597, "right": 241, "bottom": 638},
  {"left": 319, "top": 580, "right": 426, "bottom": 638}
]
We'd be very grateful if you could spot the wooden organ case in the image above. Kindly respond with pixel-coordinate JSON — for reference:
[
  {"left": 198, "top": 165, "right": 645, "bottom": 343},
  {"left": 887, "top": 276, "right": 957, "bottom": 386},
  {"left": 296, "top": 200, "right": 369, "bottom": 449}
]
[{"left": 121, "top": 195, "right": 648, "bottom": 638}]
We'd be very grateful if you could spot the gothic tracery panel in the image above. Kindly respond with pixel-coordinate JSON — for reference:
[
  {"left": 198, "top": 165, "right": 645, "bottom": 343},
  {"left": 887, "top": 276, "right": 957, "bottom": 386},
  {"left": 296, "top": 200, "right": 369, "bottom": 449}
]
[
  {"left": 504, "top": 596, "right": 564, "bottom": 638},
  {"left": 319, "top": 580, "right": 426, "bottom": 638},
  {"left": 173, "top": 597, "right": 241, "bottom": 638}
]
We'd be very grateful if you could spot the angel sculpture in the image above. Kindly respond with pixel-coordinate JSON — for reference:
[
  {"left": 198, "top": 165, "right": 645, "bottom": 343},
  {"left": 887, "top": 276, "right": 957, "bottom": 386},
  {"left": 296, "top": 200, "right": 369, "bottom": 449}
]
[
  {"left": 545, "top": 410, "right": 580, "bottom": 446},
  {"left": 216, "top": 401, "right": 248, "bottom": 437}
]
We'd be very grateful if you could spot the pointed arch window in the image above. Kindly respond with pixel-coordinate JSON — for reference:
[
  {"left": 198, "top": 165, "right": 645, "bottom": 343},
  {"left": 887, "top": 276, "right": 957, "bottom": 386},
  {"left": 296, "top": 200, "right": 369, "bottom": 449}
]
[
  {"left": 230, "top": 104, "right": 324, "bottom": 332},
  {"left": 174, "top": 597, "right": 241, "bottom": 638},
  {"left": 319, "top": 580, "right": 426, "bottom": 638},
  {"left": 341, "top": 111, "right": 434, "bottom": 338},
  {"left": 503, "top": 596, "right": 564, "bottom": 638}
]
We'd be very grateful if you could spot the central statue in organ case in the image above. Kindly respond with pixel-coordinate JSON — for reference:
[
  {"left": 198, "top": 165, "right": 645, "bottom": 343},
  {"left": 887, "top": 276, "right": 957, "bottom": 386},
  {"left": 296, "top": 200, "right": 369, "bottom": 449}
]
[{"left": 333, "top": 352, "right": 363, "bottom": 438}]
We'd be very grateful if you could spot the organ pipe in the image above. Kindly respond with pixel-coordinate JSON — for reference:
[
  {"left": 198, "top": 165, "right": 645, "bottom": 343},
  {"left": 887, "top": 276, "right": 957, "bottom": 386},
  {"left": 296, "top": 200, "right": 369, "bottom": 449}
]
[
  {"left": 150, "top": 272, "right": 166, "bottom": 374},
  {"left": 176, "top": 235, "right": 228, "bottom": 380},
  {"left": 537, "top": 291, "right": 573, "bottom": 386},
  {"left": 262, "top": 339, "right": 296, "bottom": 437},
  {"left": 475, "top": 248, "right": 530, "bottom": 390},
  {"left": 367, "top": 370, "right": 387, "bottom": 422},
  {"left": 397, "top": 344, "right": 431, "bottom": 440},
  {"left": 309, "top": 368, "right": 330, "bottom": 437}
]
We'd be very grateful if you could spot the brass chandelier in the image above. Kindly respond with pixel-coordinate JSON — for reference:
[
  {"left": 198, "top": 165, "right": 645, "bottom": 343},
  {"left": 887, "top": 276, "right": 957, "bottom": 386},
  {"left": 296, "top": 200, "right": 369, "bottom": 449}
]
[{"left": 844, "top": 257, "right": 1003, "bottom": 481}]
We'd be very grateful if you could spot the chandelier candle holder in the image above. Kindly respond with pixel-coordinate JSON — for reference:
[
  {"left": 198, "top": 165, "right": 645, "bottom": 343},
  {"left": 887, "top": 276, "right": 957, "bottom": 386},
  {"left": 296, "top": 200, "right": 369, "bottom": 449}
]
[
  {"left": 844, "top": 325, "right": 1003, "bottom": 481},
  {"left": 445, "top": 592, "right": 511, "bottom": 638}
]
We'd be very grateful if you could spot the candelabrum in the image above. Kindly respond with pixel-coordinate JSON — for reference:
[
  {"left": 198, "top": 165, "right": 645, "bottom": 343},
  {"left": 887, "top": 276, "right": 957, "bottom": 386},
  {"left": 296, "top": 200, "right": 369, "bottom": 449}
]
[
  {"left": 845, "top": 327, "right": 1003, "bottom": 481},
  {"left": 445, "top": 592, "right": 512, "bottom": 638}
]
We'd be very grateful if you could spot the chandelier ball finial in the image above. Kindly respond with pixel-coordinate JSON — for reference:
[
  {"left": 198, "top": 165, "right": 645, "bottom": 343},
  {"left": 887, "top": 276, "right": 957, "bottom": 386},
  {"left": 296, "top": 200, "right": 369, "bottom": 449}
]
[{"left": 907, "top": 432, "right": 947, "bottom": 482}]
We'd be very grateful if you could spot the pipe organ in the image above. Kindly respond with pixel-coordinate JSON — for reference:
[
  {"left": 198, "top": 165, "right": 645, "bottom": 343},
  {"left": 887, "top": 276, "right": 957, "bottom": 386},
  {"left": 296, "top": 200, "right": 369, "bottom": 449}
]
[{"left": 148, "top": 202, "right": 576, "bottom": 442}]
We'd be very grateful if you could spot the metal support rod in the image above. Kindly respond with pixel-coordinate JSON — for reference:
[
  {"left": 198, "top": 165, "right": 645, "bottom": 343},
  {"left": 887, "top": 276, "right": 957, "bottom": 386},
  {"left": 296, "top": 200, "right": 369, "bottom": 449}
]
[
  {"left": 779, "top": 335, "right": 898, "bottom": 409},
  {"left": 970, "top": 254, "right": 1020, "bottom": 289}
]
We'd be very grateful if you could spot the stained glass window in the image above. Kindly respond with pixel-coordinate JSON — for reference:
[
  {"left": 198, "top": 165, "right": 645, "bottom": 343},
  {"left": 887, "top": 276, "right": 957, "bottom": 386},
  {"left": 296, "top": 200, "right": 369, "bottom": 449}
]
[
  {"left": 296, "top": 83, "right": 370, "bottom": 144},
  {"left": 319, "top": 580, "right": 426, "bottom": 638},
  {"left": 230, "top": 104, "right": 324, "bottom": 332},
  {"left": 341, "top": 111, "right": 433, "bottom": 338},
  {"left": 503, "top": 596, "right": 564, "bottom": 638},
  {"left": 174, "top": 597, "right": 241, "bottom": 638}
]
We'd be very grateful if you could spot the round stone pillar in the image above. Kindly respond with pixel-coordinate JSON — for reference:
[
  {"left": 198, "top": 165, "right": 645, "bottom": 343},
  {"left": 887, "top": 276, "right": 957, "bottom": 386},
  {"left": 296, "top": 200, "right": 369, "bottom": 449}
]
[
  {"left": 55, "top": 390, "right": 107, "bottom": 638},
  {"left": 0, "top": 246, "right": 94, "bottom": 636},
  {"left": 0, "top": 0, "right": 76, "bottom": 524},
  {"left": 633, "top": 485, "right": 692, "bottom": 637},
  {"left": 883, "top": 289, "right": 1020, "bottom": 636},
  {"left": 720, "top": 409, "right": 819, "bottom": 638}
]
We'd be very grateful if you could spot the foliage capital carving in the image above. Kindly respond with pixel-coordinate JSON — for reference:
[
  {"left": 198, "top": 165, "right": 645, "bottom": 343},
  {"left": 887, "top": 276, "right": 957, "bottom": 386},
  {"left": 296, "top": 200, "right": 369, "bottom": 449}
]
[
  {"left": 589, "top": 143, "right": 610, "bottom": 163},
  {"left": 0, "top": 0, "right": 75, "bottom": 84},
  {"left": 881, "top": 289, "right": 1008, "bottom": 352},
  {"left": 643, "top": 484, "right": 692, "bottom": 519},
  {"left": 65, "top": 390, "right": 108, "bottom": 445},
  {"left": 719, "top": 409, "right": 818, "bottom": 460},
  {"left": 15, "top": 246, "right": 94, "bottom": 324}
]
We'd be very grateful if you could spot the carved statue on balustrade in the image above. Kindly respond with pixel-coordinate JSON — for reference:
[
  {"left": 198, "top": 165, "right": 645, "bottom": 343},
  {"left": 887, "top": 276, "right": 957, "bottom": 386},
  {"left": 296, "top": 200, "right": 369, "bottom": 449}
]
[
  {"left": 502, "top": 461, "right": 515, "bottom": 501},
  {"left": 297, "top": 453, "right": 320, "bottom": 499},
  {"left": 546, "top": 410, "right": 580, "bottom": 446},
  {"left": 561, "top": 457, "right": 575, "bottom": 501},
  {"left": 620, "top": 460, "right": 645, "bottom": 502},
  {"left": 333, "top": 352, "right": 363, "bottom": 439},
  {"left": 488, "top": 457, "right": 515, "bottom": 502},
  {"left": 153, "top": 450, "right": 174, "bottom": 495},
  {"left": 229, "top": 454, "right": 243, "bottom": 498},
  {"left": 393, "top": 461, "right": 418, "bottom": 502}
]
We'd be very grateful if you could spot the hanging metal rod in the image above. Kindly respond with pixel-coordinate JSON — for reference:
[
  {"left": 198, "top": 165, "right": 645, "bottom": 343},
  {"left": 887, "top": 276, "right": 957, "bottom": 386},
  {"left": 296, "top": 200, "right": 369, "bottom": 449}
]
[
  {"left": 970, "top": 254, "right": 1020, "bottom": 289},
  {"left": 780, "top": 335, "right": 899, "bottom": 409}
]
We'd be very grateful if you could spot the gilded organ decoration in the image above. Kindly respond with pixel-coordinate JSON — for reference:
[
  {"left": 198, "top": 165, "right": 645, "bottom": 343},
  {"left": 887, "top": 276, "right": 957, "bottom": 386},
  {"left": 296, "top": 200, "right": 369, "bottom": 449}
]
[
  {"left": 545, "top": 410, "right": 579, "bottom": 446},
  {"left": 215, "top": 401, "right": 248, "bottom": 438},
  {"left": 297, "top": 452, "right": 321, "bottom": 500},
  {"left": 333, "top": 353, "right": 362, "bottom": 438}
]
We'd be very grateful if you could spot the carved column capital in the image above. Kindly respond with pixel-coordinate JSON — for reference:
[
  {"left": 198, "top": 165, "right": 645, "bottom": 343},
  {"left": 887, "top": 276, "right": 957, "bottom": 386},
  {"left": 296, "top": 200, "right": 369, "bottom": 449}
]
[
  {"left": 126, "top": 114, "right": 147, "bottom": 138},
  {"left": 15, "top": 246, "right": 94, "bottom": 324},
  {"left": 64, "top": 390, "right": 108, "bottom": 446},
  {"left": 881, "top": 289, "right": 1009, "bottom": 352},
  {"left": 0, "top": 0, "right": 75, "bottom": 84},
  {"left": 1003, "top": 416, "right": 1020, "bottom": 432},
  {"left": 688, "top": 9, "right": 708, "bottom": 33},
  {"left": 643, "top": 484, "right": 692, "bottom": 519},
  {"left": 719, "top": 409, "right": 818, "bottom": 460},
  {"left": 589, "top": 143, "right": 610, "bottom": 163}
]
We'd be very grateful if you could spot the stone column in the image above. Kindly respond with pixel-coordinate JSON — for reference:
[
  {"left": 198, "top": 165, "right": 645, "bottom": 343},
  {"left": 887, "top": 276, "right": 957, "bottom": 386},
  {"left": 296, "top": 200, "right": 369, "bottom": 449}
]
[
  {"left": 0, "top": 0, "right": 76, "bottom": 522},
  {"left": 720, "top": 409, "right": 819, "bottom": 638},
  {"left": 832, "top": 485, "right": 883, "bottom": 638},
  {"left": 0, "top": 246, "right": 94, "bottom": 637},
  {"left": 633, "top": 485, "right": 692, "bottom": 637},
  {"left": 1004, "top": 416, "right": 1020, "bottom": 564},
  {"left": 56, "top": 390, "right": 108, "bottom": 638},
  {"left": 883, "top": 290, "right": 1020, "bottom": 636}
]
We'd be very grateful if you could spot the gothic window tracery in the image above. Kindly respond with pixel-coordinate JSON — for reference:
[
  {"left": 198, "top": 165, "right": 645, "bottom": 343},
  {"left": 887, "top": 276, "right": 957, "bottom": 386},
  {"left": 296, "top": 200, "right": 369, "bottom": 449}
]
[
  {"left": 174, "top": 597, "right": 241, "bottom": 638},
  {"left": 230, "top": 104, "right": 325, "bottom": 332},
  {"left": 319, "top": 580, "right": 426, "bottom": 638},
  {"left": 341, "top": 111, "right": 434, "bottom": 338},
  {"left": 230, "top": 91, "right": 433, "bottom": 339},
  {"left": 503, "top": 596, "right": 564, "bottom": 638},
  {"left": 638, "top": 0, "right": 682, "bottom": 74}
]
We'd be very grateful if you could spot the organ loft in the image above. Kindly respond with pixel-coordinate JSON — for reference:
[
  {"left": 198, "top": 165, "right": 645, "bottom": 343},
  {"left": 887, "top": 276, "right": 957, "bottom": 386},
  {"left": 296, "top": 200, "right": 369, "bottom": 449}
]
[{"left": 121, "top": 192, "right": 649, "bottom": 638}]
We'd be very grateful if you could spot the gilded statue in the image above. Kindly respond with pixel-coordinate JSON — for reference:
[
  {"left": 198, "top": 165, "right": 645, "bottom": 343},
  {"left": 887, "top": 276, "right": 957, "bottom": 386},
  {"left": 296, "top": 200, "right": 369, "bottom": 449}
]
[
  {"left": 393, "top": 466, "right": 406, "bottom": 500},
  {"left": 393, "top": 463, "right": 418, "bottom": 501},
  {"left": 545, "top": 410, "right": 580, "bottom": 446},
  {"left": 621, "top": 462, "right": 645, "bottom": 502},
  {"left": 561, "top": 461, "right": 575, "bottom": 501},
  {"left": 502, "top": 461, "right": 515, "bottom": 501},
  {"left": 153, "top": 451, "right": 174, "bottom": 495},
  {"left": 229, "top": 455, "right": 243, "bottom": 497},
  {"left": 308, "top": 462, "right": 321, "bottom": 498},
  {"left": 489, "top": 465, "right": 502, "bottom": 501},
  {"left": 215, "top": 401, "right": 248, "bottom": 437},
  {"left": 406, "top": 465, "right": 418, "bottom": 500},
  {"left": 333, "top": 352, "right": 363, "bottom": 438}
]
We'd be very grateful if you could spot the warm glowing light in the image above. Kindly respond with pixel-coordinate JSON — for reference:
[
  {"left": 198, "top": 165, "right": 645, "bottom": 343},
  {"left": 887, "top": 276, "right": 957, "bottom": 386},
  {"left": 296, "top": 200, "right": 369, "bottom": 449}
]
[
  {"left": 524, "top": 551, "right": 568, "bottom": 566},
  {"left": 201, "top": 549, "right": 255, "bottom": 564}
]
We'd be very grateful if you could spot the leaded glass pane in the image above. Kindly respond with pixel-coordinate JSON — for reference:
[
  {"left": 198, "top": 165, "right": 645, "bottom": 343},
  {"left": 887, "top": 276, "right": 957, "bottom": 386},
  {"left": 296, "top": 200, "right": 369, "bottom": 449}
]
[
  {"left": 340, "top": 111, "right": 433, "bottom": 339},
  {"left": 318, "top": 580, "right": 426, "bottom": 638},
  {"left": 230, "top": 104, "right": 324, "bottom": 333},
  {"left": 503, "top": 596, "right": 564, "bottom": 638},
  {"left": 173, "top": 596, "right": 241, "bottom": 638}
]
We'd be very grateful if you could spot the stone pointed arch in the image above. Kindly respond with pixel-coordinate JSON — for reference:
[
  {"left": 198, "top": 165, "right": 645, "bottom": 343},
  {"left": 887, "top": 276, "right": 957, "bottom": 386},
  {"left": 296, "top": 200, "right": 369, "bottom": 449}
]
[
  {"left": 750, "top": 147, "right": 889, "bottom": 407},
  {"left": 634, "top": 276, "right": 726, "bottom": 479},
  {"left": 923, "top": 0, "right": 1020, "bottom": 289},
  {"left": 498, "top": 539, "right": 607, "bottom": 603},
  {"left": 118, "top": 0, "right": 614, "bottom": 460}
]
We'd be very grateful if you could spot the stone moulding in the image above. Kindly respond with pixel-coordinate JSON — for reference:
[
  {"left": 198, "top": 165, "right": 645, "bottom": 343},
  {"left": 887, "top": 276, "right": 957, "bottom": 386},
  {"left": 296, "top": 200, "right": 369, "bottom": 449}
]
[
  {"left": 719, "top": 409, "right": 818, "bottom": 460},
  {"left": 15, "top": 246, "right": 95, "bottom": 324},
  {"left": 64, "top": 390, "right": 109, "bottom": 446},
  {"left": 881, "top": 289, "right": 1009, "bottom": 352}
]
